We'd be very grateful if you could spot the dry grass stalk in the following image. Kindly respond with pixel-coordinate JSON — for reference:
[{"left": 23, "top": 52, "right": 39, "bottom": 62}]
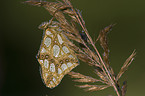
[
  {"left": 116, "top": 50, "right": 136, "bottom": 81},
  {"left": 24, "top": 0, "right": 136, "bottom": 96},
  {"left": 76, "top": 84, "right": 110, "bottom": 91}
]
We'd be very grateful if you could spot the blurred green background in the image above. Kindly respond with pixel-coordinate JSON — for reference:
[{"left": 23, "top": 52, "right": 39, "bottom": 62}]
[{"left": 0, "top": 0, "right": 145, "bottom": 96}]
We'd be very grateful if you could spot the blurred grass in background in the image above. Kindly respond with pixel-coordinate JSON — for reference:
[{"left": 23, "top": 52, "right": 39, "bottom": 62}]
[{"left": 0, "top": 0, "right": 145, "bottom": 96}]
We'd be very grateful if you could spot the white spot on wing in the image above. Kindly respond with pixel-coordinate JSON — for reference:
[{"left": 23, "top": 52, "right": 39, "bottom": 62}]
[
  {"left": 41, "top": 48, "right": 46, "bottom": 53},
  {"left": 67, "top": 62, "right": 73, "bottom": 67},
  {"left": 50, "top": 63, "right": 55, "bottom": 72},
  {"left": 39, "top": 60, "right": 43, "bottom": 64},
  {"left": 73, "top": 63, "right": 77, "bottom": 65},
  {"left": 61, "top": 51, "right": 64, "bottom": 55},
  {"left": 53, "top": 45, "right": 60, "bottom": 57},
  {"left": 58, "top": 68, "right": 62, "bottom": 74},
  {"left": 45, "top": 73, "right": 48, "bottom": 77},
  {"left": 68, "top": 55, "right": 74, "bottom": 58},
  {"left": 51, "top": 29, "right": 56, "bottom": 32},
  {"left": 50, "top": 81, "right": 53, "bottom": 85},
  {"left": 62, "top": 46, "right": 70, "bottom": 54},
  {"left": 44, "top": 59, "right": 49, "bottom": 68},
  {"left": 57, "top": 34, "right": 63, "bottom": 44},
  {"left": 44, "top": 37, "right": 51, "bottom": 47},
  {"left": 50, "top": 25, "right": 58, "bottom": 27},
  {"left": 46, "top": 30, "right": 53, "bottom": 37},
  {"left": 53, "top": 77, "right": 56, "bottom": 83},
  {"left": 61, "top": 64, "right": 67, "bottom": 71}
]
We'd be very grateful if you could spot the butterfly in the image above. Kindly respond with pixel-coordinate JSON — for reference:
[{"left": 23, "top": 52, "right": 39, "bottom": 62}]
[{"left": 36, "top": 21, "right": 79, "bottom": 88}]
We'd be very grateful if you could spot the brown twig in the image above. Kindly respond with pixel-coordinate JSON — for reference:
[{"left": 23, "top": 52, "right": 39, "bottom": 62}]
[{"left": 64, "top": 1, "right": 121, "bottom": 96}]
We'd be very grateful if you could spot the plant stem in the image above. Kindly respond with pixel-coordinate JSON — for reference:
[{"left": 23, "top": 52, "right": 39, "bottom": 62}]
[
  {"left": 64, "top": 1, "right": 121, "bottom": 95},
  {"left": 67, "top": 4, "right": 120, "bottom": 96}
]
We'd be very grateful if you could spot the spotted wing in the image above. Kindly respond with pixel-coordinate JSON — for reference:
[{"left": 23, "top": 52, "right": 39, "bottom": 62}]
[{"left": 36, "top": 21, "right": 79, "bottom": 88}]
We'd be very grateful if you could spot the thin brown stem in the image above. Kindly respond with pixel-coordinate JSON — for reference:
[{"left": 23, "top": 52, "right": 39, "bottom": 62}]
[{"left": 66, "top": 1, "right": 121, "bottom": 96}]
